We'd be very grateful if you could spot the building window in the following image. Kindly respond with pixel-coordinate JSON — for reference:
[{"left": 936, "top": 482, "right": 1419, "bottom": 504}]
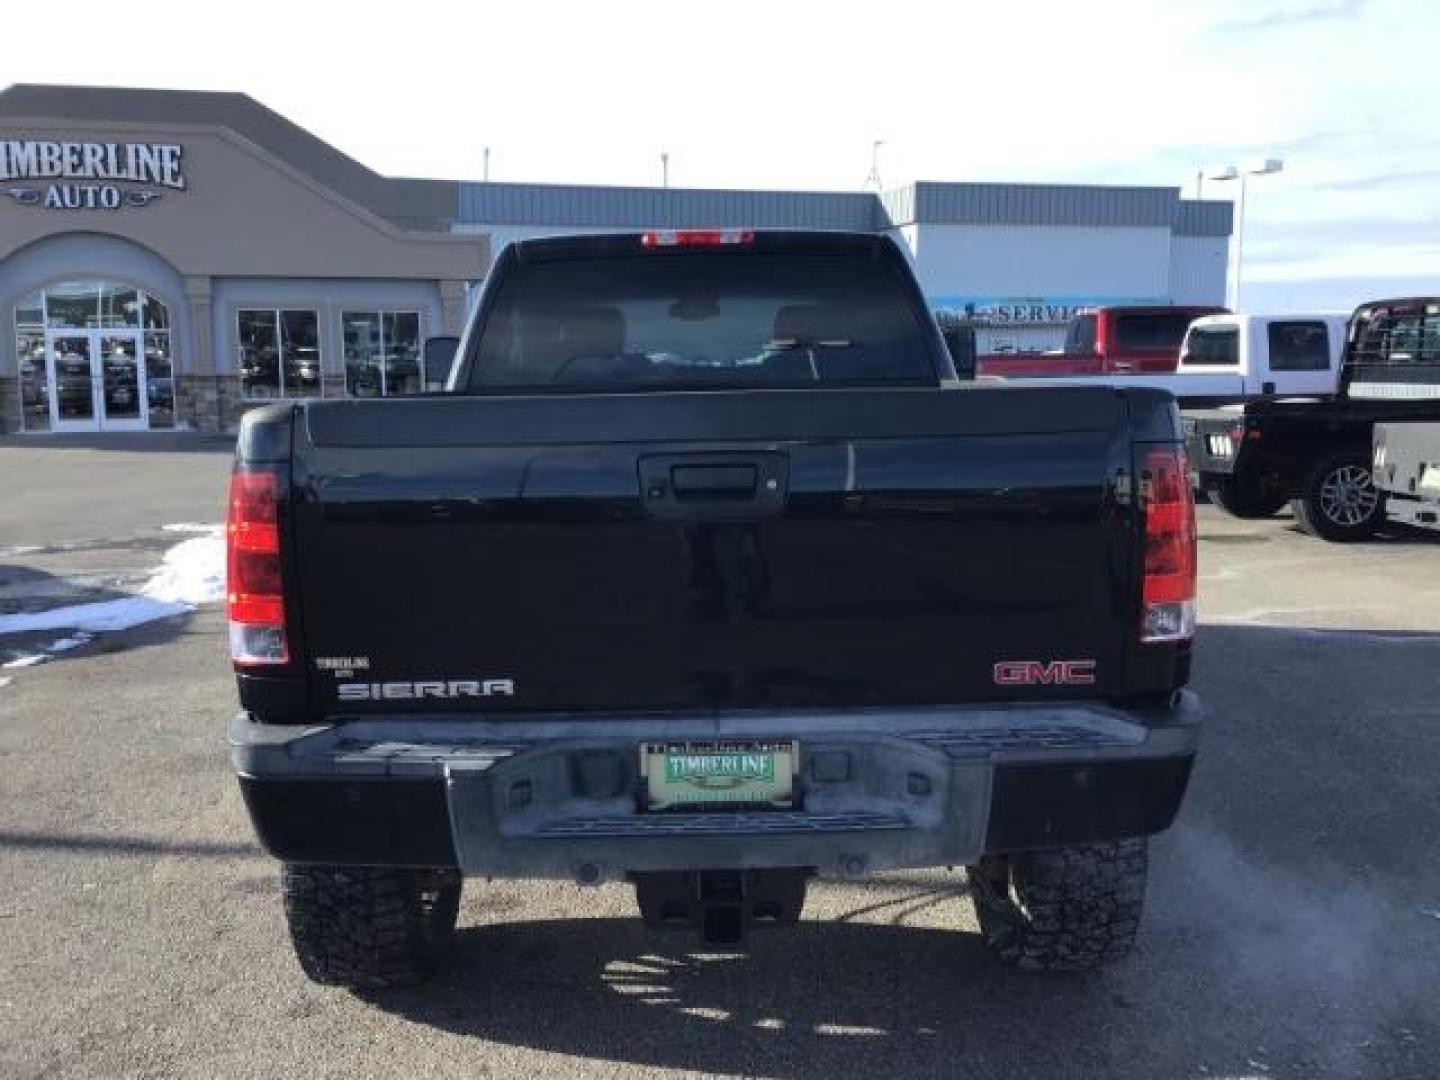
[
  {"left": 341, "top": 310, "right": 423, "bottom": 396},
  {"left": 15, "top": 295, "right": 47, "bottom": 432},
  {"left": 238, "top": 309, "right": 321, "bottom": 399},
  {"left": 13, "top": 282, "right": 174, "bottom": 431}
]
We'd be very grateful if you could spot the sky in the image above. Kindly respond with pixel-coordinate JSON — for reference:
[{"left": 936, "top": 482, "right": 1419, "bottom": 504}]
[{"left": 4, "top": 0, "right": 1437, "bottom": 309}]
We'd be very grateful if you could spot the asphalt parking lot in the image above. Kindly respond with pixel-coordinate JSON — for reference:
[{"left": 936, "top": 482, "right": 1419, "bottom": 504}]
[{"left": 2, "top": 436, "right": 1438, "bottom": 1080}]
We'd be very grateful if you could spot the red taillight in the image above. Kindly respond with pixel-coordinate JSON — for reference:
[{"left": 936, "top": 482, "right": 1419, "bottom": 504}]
[
  {"left": 226, "top": 468, "right": 289, "bottom": 665},
  {"left": 1141, "top": 446, "right": 1197, "bottom": 643},
  {"left": 641, "top": 229, "right": 755, "bottom": 248}
]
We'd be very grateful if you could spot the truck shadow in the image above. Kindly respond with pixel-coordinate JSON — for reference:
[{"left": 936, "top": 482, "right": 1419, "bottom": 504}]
[
  {"left": 368, "top": 914, "right": 1093, "bottom": 1079},
  {"left": 363, "top": 621, "right": 1440, "bottom": 1078},
  {"left": 1280, "top": 522, "right": 1440, "bottom": 546}
]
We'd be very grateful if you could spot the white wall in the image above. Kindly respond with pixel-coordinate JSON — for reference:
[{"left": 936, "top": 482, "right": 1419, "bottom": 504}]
[
  {"left": 907, "top": 223, "right": 1173, "bottom": 298},
  {"left": 1168, "top": 235, "right": 1229, "bottom": 305}
]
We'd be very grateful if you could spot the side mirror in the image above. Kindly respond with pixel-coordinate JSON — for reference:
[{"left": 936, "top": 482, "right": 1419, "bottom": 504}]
[{"left": 422, "top": 336, "right": 460, "bottom": 391}]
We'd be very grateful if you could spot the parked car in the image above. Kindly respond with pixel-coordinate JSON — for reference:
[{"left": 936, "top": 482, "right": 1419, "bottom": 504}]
[
  {"left": 1373, "top": 421, "right": 1440, "bottom": 532},
  {"left": 977, "top": 305, "right": 1227, "bottom": 377},
  {"left": 1188, "top": 297, "right": 1440, "bottom": 535},
  {"left": 228, "top": 229, "right": 1201, "bottom": 988}
]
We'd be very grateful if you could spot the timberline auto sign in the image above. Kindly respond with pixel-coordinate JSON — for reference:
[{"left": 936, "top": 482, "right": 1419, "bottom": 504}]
[{"left": 1, "top": 140, "right": 185, "bottom": 210}]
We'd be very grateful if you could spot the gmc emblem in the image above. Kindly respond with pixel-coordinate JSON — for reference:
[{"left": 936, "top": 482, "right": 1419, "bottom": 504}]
[{"left": 993, "top": 659, "right": 1097, "bottom": 686}]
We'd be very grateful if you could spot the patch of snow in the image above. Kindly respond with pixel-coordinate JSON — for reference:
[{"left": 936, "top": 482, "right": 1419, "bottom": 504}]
[
  {"left": 0, "top": 524, "right": 223, "bottom": 644},
  {"left": 2, "top": 653, "right": 49, "bottom": 669},
  {"left": 47, "top": 633, "right": 94, "bottom": 652},
  {"left": 0, "top": 597, "right": 191, "bottom": 636},
  {"left": 0, "top": 676, "right": 12, "bottom": 688},
  {"left": 0, "top": 545, "right": 44, "bottom": 557},
  {"left": 161, "top": 523, "right": 219, "bottom": 534},
  {"left": 141, "top": 526, "right": 224, "bottom": 605}
]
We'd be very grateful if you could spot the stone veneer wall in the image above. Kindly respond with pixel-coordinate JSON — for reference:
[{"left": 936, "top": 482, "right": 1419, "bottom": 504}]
[
  {"left": 2, "top": 375, "right": 362, "bottom": 435},
  {"left": 0, "top": 376, "right": 18, "bottom": 434},
  {"left": 176, "top": 375, "right": 247, "bottom": 434},
  {"left": 176, "top": 374, "right": 352, "bottom": 433}
]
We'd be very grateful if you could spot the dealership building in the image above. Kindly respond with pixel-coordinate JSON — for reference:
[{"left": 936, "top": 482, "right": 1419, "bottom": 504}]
[{"left": 0, "top": 84, "right": 1232, "bottom": 434}]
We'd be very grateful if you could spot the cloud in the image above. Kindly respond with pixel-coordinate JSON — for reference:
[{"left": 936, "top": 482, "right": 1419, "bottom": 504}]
[
  {"left": 1242, "top": 274, "right": 1440, "bottom": 310},
  {"left": 1318, "top": 169, "right": 1440, "bottom": 191},
  {"left": 1247, "top": 216, "right": 1440, "bottom": 248},
  {"left": 1214, "top": 0, "right": 1368, "bottom": 32}
]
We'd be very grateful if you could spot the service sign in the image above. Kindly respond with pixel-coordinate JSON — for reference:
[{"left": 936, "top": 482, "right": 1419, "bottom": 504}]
[
  {"left": 1, "top": 140, "right": 185, "bottom": 211},
  {"left": 931, "top": 294, "right": 1163, "bottom": 326}
]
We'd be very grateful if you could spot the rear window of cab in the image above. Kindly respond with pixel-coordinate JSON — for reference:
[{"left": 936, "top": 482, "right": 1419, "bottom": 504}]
[{"left": 468, "top": 253, "right": 937, "bottom": 391}]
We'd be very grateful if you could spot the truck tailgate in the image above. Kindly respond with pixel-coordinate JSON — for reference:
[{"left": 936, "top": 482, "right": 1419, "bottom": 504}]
[{"left": 289, "top": 386, "right": 1139, "bottom": 714}]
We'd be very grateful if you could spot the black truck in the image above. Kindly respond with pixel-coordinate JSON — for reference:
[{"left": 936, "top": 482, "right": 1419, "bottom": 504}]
[
  {"left": 228, "top": 230, "right": 1201, "bottom": 988},
  {"left": 1188, "top": 297, "right": 1440, "bottom": 539}
]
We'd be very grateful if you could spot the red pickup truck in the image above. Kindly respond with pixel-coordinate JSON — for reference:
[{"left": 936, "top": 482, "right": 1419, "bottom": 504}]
[{"left": 977, "top": 305, "right": 1227, "bottom": 378}]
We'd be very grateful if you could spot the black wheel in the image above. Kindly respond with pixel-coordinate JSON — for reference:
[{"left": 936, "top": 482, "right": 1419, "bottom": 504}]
[
  {"left": 969, "top": 838, "right": 1148, "bottom": 971},
  {"left": 281, "top": 864, "right": 461, "bottom": 989},
  {"left": 1205, "top": 476, "right": 1288, "bottom": 519},
  {"left": 1291, "top": 452, "right": 1383, "bottom": 542}
]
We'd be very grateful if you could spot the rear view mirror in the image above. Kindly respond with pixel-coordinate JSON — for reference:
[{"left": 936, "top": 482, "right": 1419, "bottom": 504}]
[{"left": 422, "top": 336, "right": 460, "bottom": 391}]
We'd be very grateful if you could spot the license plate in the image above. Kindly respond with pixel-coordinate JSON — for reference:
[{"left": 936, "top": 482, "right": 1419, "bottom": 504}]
[{"left": 642, "top": 740, "right": 798, "bottom": 810}]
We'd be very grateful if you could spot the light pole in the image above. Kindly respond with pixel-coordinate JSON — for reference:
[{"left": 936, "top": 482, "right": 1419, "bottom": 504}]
[
  {"left": 865, "top": 140, "right": 884, "bottom": 191},
  {"left": 1206, "top": 158, "right": 1284, "bottom": 310}
]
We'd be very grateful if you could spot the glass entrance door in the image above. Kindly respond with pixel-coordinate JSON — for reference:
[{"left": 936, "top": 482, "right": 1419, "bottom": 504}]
[
  {"left": 46, "top": 330, "right": 149, "bottom": 432},
  {"left": 48, "top": 334, "right": 96, "bottom": 431},
  {"left": 98, "top": 335, "right": 147, "bottom": 430}
]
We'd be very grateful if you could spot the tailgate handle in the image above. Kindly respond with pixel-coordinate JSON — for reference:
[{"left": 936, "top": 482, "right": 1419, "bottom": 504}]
[
  {"left": 639, "top": 453, "right": 788, "bottom": 521},
  {"left": 671, "top": 464, "right": 758, "bottom": 500}
]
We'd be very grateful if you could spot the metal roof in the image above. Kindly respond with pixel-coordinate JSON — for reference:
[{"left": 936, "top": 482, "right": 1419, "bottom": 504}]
[
  {"left": 901, "top": 182, "right": 1178, "bottom": 228},
  {"left": 457, "top": 182, "right": 877, "bottom": 230},
  {"left": 457, "top": 180, "right": 1231, "bottom": 234},
  {"left": 1172, "top": 199, "right": 1234, "bottom": 237}
]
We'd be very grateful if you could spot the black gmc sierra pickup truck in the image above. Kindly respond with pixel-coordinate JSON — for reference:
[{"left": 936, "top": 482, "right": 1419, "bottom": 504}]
[{"left": 228, "top": 230, "right": 1201, "bottom": 988}]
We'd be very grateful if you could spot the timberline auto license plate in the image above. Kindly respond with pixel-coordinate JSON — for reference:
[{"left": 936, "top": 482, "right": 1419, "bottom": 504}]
[{"left": 642, "top": 740, "right": 798, "bottom": 810}]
